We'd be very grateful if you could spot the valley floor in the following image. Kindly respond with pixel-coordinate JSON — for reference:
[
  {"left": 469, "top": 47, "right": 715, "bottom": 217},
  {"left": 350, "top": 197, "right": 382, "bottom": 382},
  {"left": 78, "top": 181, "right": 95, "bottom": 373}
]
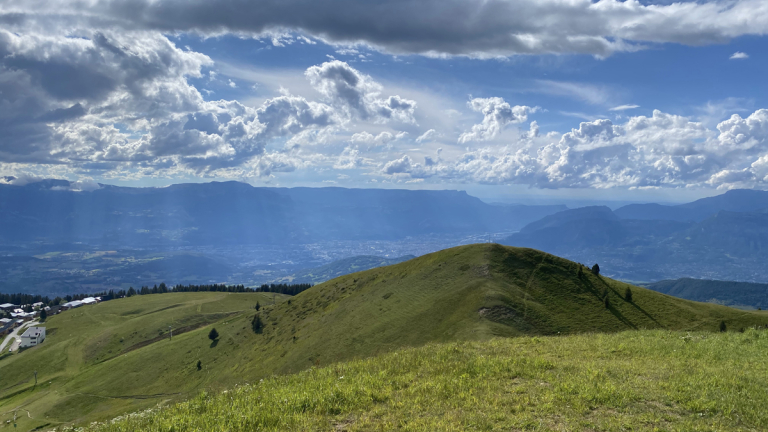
[{"left": 78, "top": 329, "right": 768, "bottom": 432}]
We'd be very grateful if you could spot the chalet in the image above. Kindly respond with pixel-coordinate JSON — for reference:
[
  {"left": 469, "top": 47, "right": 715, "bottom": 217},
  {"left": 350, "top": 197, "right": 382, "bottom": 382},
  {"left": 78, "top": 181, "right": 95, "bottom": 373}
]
[
  {"left": 11, "top": 311, "right": 36, "bottom": 321},
  {"left": 20, "top": 327, "right": 45, "bottom": 348},
  {"left": 32, "top": 302, "right": 44, "bottom": 309},
  {"left": 81, "top": 297, "right": 98, "bottom": 305},
  {"left": 0, "top": 303, "right": 15, "bottom": 311},
  {"left": 62, "top": 300, "right": 84, "bottom": 310},
  {"left": 0, "top": 319, "right": 13, "bottom": 336}
]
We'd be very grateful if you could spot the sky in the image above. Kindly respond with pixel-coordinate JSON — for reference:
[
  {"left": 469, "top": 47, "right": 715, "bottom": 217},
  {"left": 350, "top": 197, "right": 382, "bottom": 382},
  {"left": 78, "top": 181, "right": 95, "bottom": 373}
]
[{"left": 1, "top": 0, "right": 768, "bottom": 203}]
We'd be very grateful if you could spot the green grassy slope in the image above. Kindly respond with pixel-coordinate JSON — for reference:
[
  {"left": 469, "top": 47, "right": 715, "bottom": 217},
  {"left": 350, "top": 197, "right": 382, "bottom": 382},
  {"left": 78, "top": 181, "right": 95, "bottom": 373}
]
[
  {"left": 0, "top": 292, "right": 289, "bottom": 430},
  {"left": 2, "top": 244, "right": 766, "bottom": 430},
  {"left": 84, "top": 329, "right": 768, "bottom": 431}
]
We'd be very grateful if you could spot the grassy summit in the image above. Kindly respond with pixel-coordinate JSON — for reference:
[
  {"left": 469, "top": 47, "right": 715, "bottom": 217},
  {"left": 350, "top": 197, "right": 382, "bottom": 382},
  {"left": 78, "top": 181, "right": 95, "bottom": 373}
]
[
  {"left": 1, "top": 244, "right": 765, "bottom": 430},
  {"left": 82, "top": 329, "right": 768, "bottom": 431}
]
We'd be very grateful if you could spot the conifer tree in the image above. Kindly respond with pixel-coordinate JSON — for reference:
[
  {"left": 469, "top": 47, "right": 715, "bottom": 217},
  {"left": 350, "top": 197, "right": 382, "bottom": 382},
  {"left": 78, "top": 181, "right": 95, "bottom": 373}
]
[
  {"left": 255, "top": 301, "right": 261, "bottom": 311},
  {"left": 592, "top": 263, "right": 600, "bottom": 275},
  {"left": 719, "top": 320, "right": 727, "bottom": 332},
  {"left": 40, "top": 308, "right": 47, "bottom": 322},
  {"left": 624, "top": 287, "right": 633, "bottom": 302},
  {"left": 604, "top": 296, "right": 610, "bottom": 308},
  {"left": 252, "top": 314, "right": 264, "bottom": 334},
  {"left": 208, "top": 328, "right": 219, "bottom": 341}
]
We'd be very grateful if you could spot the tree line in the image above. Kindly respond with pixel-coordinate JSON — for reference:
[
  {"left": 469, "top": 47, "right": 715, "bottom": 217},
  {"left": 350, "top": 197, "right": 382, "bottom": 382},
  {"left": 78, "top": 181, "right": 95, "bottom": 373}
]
[{"left": 0, "top": 282, "right": 313, "bottom": 308}]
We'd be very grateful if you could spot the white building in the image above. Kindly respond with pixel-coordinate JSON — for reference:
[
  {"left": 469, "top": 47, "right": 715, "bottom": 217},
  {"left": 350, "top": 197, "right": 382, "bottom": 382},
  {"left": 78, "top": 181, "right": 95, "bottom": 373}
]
[
  {"left": 62, "top": 300, "right": 84, "bottom": 310},
  {"left": 81, "top": 297, "right": 98, "bottom": 305},
  {"left": 20, "top": 327, "right": 46, "bottom": 348},
  {"left": 0, "top": 303, "right": 15, "bottom": 310}
]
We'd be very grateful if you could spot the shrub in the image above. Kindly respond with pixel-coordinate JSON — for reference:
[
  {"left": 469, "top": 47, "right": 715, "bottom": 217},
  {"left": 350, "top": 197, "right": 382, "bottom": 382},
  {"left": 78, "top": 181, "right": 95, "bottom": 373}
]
[
  {"left": 577, "top": 266, "right": 583, "bottom": 278},
  {"left": 591, "top": 264, "right": 600, "bottom": 276},
  {"left": 719, "top": 320, "right": 727, "bottom": 332},
  {"left": 255, "top": 301, "right": 261, "bottom": 311},
  {"left": 196, "top": 360, "right": 202, "bottom": 371},
  {"left": 208, "top": 328, "right": 219, "bottom": 341},
  {"left": 604, "top": 296, "right": 610, "bottom": 308},
  {"left": 624, "top": 287, "right": 633, "bottom": 302}
]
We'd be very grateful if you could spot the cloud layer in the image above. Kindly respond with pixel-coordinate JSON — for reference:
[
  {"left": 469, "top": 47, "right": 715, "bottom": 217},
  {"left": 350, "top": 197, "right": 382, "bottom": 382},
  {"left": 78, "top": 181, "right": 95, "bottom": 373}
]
[
  {"left": 380, "top": 109, "right": 768, "bottom": 189},
  {"left": 4, "top": 0, "right": 768, "bottom": 57},
  {"left": 2, "top": 0, "right": 768, "bottom": 191}
]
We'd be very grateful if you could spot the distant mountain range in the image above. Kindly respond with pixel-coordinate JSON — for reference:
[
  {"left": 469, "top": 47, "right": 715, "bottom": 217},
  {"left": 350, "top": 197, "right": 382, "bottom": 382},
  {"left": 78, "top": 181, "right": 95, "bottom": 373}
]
[
  {"left": 614, "top": 189, "right": 768, "bottom": 222},
  {"left": 0, "top": 180, "right": 564, "bottom": 247},
  {"left": 646, "top": 278, "right": 768, "bottom": 309},
  {"left": 4, "top": 179, "right": 768, "bottom": 296},
  {"left": 502, "top": 189, "right": 768, "bottom": 282}
]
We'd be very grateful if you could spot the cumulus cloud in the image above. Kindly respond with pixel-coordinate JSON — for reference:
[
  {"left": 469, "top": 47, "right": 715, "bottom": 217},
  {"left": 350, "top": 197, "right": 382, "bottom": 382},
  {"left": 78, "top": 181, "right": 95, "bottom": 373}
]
[
  {"left": 0, "top": 28, "right": 413, "bottom": 178},
  {"left": 350, "top": 130, "right": 407, "bottom": 148},
  {"left": 334, "top": 146, "right": 365, "bottom": 169},
  {"left": 7, "top": 0, "right": 768, "bottom": 58},
  {"left": 458, "top": 97, "right": 537, "bottom": 143},
  {"left": 380, "top": 108, "right": 768, "bottom": 189},
  {"left": 305, "top": 61, "right": 416, "bottom": 123},
  {"left": 730, "top": 51, "right": 749, "bottom": 60}
]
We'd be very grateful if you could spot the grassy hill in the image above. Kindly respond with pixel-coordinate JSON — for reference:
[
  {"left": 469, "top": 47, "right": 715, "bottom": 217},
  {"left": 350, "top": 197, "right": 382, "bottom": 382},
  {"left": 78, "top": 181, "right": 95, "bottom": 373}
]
[
  {"left": 83, "top": 329, "right": 768, "bottom": 431},
  {"left": 2, "top": 243, "right": 766, "bottom": 430},
  {"left": 646, "top": 278, "right": 768, "bottom": 309},
  {"left": 0, "top": 292, "right": 290, "bottom": 430}
]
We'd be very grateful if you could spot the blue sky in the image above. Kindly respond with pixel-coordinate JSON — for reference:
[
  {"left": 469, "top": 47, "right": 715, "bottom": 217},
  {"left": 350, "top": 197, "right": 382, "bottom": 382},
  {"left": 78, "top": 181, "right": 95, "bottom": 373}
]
[{"left": 1, "top": 0, "right": 768, "bottom": 203}]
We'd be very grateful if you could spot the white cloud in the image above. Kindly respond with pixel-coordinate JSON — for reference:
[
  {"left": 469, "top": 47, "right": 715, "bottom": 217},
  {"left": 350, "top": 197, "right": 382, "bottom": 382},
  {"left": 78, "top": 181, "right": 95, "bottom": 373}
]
[
  {"left": 334, "top": 146, "right": 365, "bottom": 169},
  {"left": 378, "top": 107, "right": 768, "bottom": 190},
  {"left": 415, "top": 129, "right": 439, "bottom": 143},
  {"left": 351, "top": 131, "right": 407, "bottom": 148},
  {"left": 610, "top": 104, "right": 640, "bottom": 111},
  {"left": 305, "top": 61, "right": 417, "bottom": 124},
  {"left": 730, "top": 52, "right": 749, "bottom": 60},
  {"left": 458, "top": 97, "right": 537, "bottom": 143}
]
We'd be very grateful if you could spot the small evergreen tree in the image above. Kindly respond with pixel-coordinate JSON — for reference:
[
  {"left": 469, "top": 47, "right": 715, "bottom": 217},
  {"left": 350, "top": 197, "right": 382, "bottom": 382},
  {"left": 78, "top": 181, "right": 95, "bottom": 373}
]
[
  {"left": 719, "top": 320, "right": 727, "bottom": 332},
  {"left": 624, "top": 287, "right": 633, "bottom": 302},
  {"left": 604, "top": 296, "right": 610, "bottom": 308},
  {"left": 196, "top": 360, "right": 202, "bottom": 370},
  {"left": 251, "top": 314, "right": 264, "bottom": 334},
  {"left": 255, "top": 301, "right": 261, "bottom": 311},
  {"left": 127, "top": 287, "right": 136, "bottom": 297},
  {"left": 208, "top": 328, "right": 219, "bottom": 341},
  {"left": 591, "top": 263, "right": 600, "bottom": 275},
  {"left": 577, "top": 266, "right": 583, "bottom": 278},
  {"left": 39, "top": 308, "right": 47, "bottom": 322}
]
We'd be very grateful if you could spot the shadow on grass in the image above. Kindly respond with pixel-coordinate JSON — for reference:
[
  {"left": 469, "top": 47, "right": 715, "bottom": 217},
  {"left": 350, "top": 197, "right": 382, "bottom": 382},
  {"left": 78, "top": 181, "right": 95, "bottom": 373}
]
[
  {"left": 595, "top": 276, "right": 661, "bottom": 326},
  {"left": 209, "top": 339, "right": 219, "bottom": 348},
  {"left": 577, "top": 274, "right": 639, "bottom": 329}
]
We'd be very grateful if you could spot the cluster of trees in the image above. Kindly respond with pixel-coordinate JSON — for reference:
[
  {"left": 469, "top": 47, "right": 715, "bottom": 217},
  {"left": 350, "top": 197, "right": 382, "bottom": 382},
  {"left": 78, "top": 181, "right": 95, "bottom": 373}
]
[
  {"left": 0, "top": 282, "right": 314, "bottom": 311},
  {"left": 0, "top": 293, "right": 51, "bottom": 306},
  {"left": 256, "top": 283, "right": 313, "bottom": 296}
]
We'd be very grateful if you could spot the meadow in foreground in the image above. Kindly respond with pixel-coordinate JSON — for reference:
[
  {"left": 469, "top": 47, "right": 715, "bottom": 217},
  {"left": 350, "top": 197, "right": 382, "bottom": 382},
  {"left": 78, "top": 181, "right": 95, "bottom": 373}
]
[{"left": 78, "top": 328, "right": 768, "bottom": 432}]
